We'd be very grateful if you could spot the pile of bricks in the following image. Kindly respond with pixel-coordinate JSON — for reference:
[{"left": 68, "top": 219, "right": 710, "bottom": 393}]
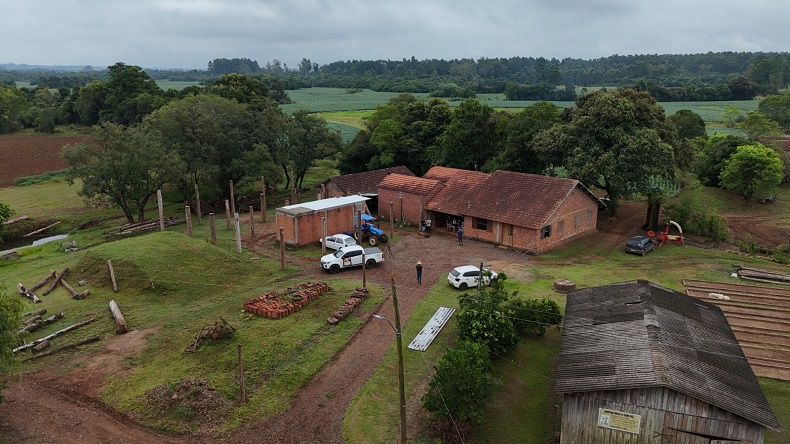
[
  {"left": 244, "top": 282, "right": 331, "bottom": 319},
  {"left": 327, "top": 287, "right": 369, "bottom": 325}
]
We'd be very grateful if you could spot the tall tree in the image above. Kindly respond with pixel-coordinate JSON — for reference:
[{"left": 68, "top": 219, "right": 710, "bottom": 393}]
[
  {"left": 758, "top": 90, "right": 790, "bottom": 127},
  {"left": 0, "top": 83, "right": 29, "bottom": 133},
  {"left": 491, "top": 101, "right": 562, "bottom": 173},
  {"left": 435, "top": 99, "right": 500, "bottom": 170},
  {"left": 533, "top": 89, "right": 676, "bottom": 215},
  {"left": 695, "top": 134, "right": 750, "bottom": 186},
  {"left": 63, "top": 123, "right": 182, "bottom": 222},
  {"left": 720, "top": 143, "right": 784, "bottom": 202},
  {"left": 289, "top": 110, "right": 342, "bottom": 189},
  {"left": 738, "top": 111, "right": 782, "bottom": 141},
  {"left": 102, "top": 62, "right": 166, "bottom": 124}
]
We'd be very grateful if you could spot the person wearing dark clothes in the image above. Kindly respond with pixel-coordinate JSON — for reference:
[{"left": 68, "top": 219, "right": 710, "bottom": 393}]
[
  {"left": 457, "top": 226, "right": 464, "bottom": 245},
  {"left": 425, "top": 218, "right": 432, "bottom": 236},
  {"left": 416, "top": 261, "right": 423, "bottom": 284}
]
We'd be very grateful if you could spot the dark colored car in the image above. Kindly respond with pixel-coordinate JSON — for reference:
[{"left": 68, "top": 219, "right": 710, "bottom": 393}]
[{"left": 625, "top": 236, "right": 656, "bottom": 256}]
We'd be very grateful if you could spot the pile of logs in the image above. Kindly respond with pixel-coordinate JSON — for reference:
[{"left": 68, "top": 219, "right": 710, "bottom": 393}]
[
  {"left": 184, "top": 318, "right": 236, "bottom": 353},
  {"left": 737, "top": 266, "right": 790, "bottom": 286},
  {"left": 244, "top": 282, "right": 331, "bottom": 319},
  {"left": 14, "top": 318, "right": 96, "bottom": 355},
  {"left": 106, "top": 217, "right": 184, "bottom": 237},
  {"left": 19, "top": 310, "right": 63, "bottom": 334},
  {"left": 327, "top": 287, "right": 369, "bottom": 325}
]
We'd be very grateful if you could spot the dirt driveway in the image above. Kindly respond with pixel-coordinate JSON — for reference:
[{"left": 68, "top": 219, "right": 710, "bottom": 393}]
[{"left": 1, "top": 227, "right": 530, "bottom": 444}]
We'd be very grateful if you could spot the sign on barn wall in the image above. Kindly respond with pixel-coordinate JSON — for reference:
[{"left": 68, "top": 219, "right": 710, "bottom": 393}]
[{"left": 597, "top": 408, "right": 641, "bottom": 434}]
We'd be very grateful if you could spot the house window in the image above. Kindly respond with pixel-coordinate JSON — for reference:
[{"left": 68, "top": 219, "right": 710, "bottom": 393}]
[
  {"left": 586, "top": 210, "right": 592, "bottom": 222},
  {"left": 557, "top": 220, "right": 564, "bottom": 233},
  {"left": 541, "top": 225, "right": 552, "bottom": 239},
  {"left": 574, "top": 214, "right": 581, "bottom": 227},
  {"left": 475, "top": 218, "right": 488, "bottom": 231}
]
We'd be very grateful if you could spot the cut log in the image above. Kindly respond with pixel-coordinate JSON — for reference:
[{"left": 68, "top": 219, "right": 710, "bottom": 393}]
[
  {"left": 32, "top": 340, "right": 50, "bottom": 353},
  {"left": 2, "top": 215, "right": 29, "bottom": 225},
  {"left": 18, "top": 312, "right": 64, "bottom": 334},
  {"left": 43, "top": 268, "right": 69, "bottom": 296},
  {"left": 109, "top": 300, "right": 128, "bottom": 334},
  {"left": 13, "top": 318, "right": 96, "bottom": 353},
  {"left": 23, "top": 336, "right": 100, "bottom": 362},
  {"left": 22, "top": 314, "right": 43, "bottom": 326},
  {"left": 23, "top": 221, "right": 61, "bottom": 237},
  {"left": 61, "top": 278, "right": 90, "bottom": 300},
  {"left": 17, "top": 283, "right": 41, "bottom": 303},
  {"left": 28, "top": 270, "right": 57, "bottom": 293},
  {"left": 22, "top": 308, "right": 47, "bottom": 318}
]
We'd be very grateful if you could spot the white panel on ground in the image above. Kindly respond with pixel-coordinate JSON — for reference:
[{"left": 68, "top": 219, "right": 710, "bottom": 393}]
[{"left": 408, "top": 306, "right": 456, "bottom": 352}]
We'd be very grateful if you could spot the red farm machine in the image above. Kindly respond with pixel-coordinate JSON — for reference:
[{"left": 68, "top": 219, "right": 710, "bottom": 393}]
[{"left": 648, "top": 220, "right": 684, "bottom": 247}]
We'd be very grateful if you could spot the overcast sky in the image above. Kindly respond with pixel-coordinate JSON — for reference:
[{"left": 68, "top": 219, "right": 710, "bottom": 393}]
[{"left": 2, "top": 0, "right": 788, "bottom": 70}]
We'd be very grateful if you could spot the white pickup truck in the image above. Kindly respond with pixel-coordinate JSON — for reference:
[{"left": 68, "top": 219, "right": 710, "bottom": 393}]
[{"left": 320, "top": 245, "right": 384, "bottom": 274}]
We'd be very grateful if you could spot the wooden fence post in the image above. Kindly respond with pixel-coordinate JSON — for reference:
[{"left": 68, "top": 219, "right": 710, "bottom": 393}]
[
  {"left": 291, "top": 188, "right": 297, "bottom": 205},
  {"left": 225, "top": 199, "right": 231, "bottom": 230},
  {"left": 261, "top": 176, "right": 267, "bottom": 223},
  {"left": 194, "top": 183, "right": 202, "bottom": 225},
  {"left": 209, "top": 213, "right": 217, "bottom": 245},
  {"left": 279, "top": 227, "right": 286, "bottom": 271},
  {"left": 107, "top": 260, "right": 118, "bottom": 292},
  {"left": 389, "top": 201, "right": 394, "bottom": 238},
  {"left": 249, "top": 206, "right": 254, "bottom": 236},
  {"left": 157, "top": 189, "right": 165, "bottom": 232},
  {"left": 229, "top": 180, "right": 236, "bottom": 216},
  {"left": 185, "top": 205, "right": 192, "bottom": 236},
  {"left": 234, "top": 213, "right": 242, "bottom": 253}
]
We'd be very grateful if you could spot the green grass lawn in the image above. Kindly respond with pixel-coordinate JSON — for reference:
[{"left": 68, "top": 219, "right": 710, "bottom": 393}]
[{"left": 344, "top": 239, "right": 790, "bottom": 443}]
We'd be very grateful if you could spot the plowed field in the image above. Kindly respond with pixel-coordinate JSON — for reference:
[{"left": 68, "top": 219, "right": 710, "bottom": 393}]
[{"left": 0, "top": 134, "right": 85, "bottom": 186}]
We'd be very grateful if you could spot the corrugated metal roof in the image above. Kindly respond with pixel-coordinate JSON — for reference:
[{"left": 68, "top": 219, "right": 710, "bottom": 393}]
[
  {"left": 408, "top": 306, "right": 456, "bottom": 351},
  {"left": 555, "top": 280, "right": 781, "bottom": 431},
  {"left": 276, "top": 195, "right": 369, "bottom": 216}
]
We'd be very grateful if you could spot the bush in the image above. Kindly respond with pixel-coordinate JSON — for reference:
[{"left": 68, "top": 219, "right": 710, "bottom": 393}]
[
  {"left": 422, "top": 341, "right": 497, "bottom": 427},
  {"left": 506, "top": 297, "right": 563, "bottom": 336},
  {"left": 456, "top": 275, "right": 519, "bottom": 355},
  {"left": 664, "top": 181, "right": 730, "bottom": 242}
]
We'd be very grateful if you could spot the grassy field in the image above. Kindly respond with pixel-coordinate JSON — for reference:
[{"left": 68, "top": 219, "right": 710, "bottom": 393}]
[
  {"left": 344, "top": 236, "right": 790, "bottom": 443},
  {"left": 156, "top": 80, "right": 202, "bottom": 91}
]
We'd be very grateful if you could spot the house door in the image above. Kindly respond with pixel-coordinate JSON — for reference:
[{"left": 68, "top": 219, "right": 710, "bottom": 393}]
[{"left": 502, "top": 223, "right": 514, "bottom": 247}]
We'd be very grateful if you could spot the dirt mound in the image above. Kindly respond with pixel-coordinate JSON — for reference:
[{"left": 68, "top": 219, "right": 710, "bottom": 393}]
[{"left": 144, "top": 379, "right": 232, "bottom": 434}]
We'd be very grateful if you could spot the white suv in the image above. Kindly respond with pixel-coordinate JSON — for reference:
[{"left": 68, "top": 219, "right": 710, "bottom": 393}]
[{"left": 447, "top": 265, "right": 498, "bottom": 290}]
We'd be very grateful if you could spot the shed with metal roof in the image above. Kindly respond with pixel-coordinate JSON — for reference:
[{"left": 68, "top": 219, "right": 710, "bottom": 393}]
[
  {"left": 275, "top": 195, "right": 369, "bottom": 246},
  {"left": 556, "top": 280, "right": 780, "bottom": 443}
]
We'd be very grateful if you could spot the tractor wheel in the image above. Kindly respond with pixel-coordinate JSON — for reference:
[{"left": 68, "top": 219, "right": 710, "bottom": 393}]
[
  {"left": 459, "top": 283, "right": 468, "bottom": 290},
  {"left": 329, "top": 264, "right": 341, "bottom": 274},
  {"left": 368, "top": 236, "right": 378, "bottom": 246},
  {"left": 378, "top": 234, "right": 389, "bottom": 244},
  {"left": 365, "top": 259, "right": 377, "bottom": 269}
]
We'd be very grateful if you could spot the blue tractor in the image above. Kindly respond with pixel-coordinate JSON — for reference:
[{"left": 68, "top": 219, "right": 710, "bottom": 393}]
[{"left": 346, "top": 214, "right": 389, "bottom": 246}]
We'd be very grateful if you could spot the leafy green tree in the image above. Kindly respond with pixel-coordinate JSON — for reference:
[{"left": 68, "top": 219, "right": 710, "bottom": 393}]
[
  {"left": 435, "top": 99, "right": 500, "bottom": 171},
  {"left": 63, "top": 123, "right": 183, "bottom": 222},
  {"left": 720, "top": 143, "right": 783, "bottom": 202},
  {"left": 0, "top": 83, "right": 29, "bottom": 133},
  {"left": 505, "top": 297, "right": 563, "bottom": 336},
  {"left": 0, "top": 201, "right": 14, "bottom": 241},
  {"left": 721, "top": 105, "right": 741, "bottom": 128},
  {"left": 667, "top": 109, "right": 706, "bottom": 171},
  {"left": 758, "top": 90, "right": 790, "bottom": 127},
  {"left": 0, "top": 288, "right": 24, "bottom": 402},
  {"left": 456, "top": 274, "right": 519, "bottom": 355},
  {"left": 738, "top": 111, "right": 782, "bottom": 141},
  {"left": 491, "top": 101, "right": 562, "bottom": 173},
  {"left": 102, "top": 62, "right": 166, "bottom": 124},
  {"left": 533, "top": 89, "right": 676, "bottom": 215},
  {"left": 69, "top": 81, "right": 109, "bottom": 126},
  {"left": 695, "top": 134, "right": 750, "bottom": 186},
  {"left": 422, "top": 341, "right": 496, "bottom": 426},
  {"left": 289, "top": 110, "right": 342, "bottom": 189},
  {"left": 30, "top": 88, "right": 62, "bottom": 133},
  {"left": 207, "top": 73, "right": 271, "bottom": 106}
]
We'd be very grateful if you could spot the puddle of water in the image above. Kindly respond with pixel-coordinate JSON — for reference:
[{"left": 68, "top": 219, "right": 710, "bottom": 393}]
[{"left": 0, "top": 234, "right": 69, "bottom": 256}]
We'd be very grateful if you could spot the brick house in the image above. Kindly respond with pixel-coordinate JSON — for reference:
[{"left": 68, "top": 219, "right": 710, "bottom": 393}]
[
  {"left": 275, "top": 195, "right": 369, "bottom": 246},
  {"left": 319, "top": 166, "right": 414, "bottom": 212},
  {"left": 418, "top": 167, "right": 601, "bottom": 253},
  {"left": 377, "top": 173, "right": 444, "bottom": 226},
  {"left": 556, "top": 280, "right": 780, "bottom": 443}
]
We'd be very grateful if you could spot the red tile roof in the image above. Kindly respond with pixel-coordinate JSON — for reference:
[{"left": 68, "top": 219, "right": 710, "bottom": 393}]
[
  {"left": 424, "top": 170, "right": 491, "bottom": 214},
  {"left": 423, "top": 166, "right": 467, "bottom": 182},
  {"left": 325, "top": 166, "right": 414, "bottom": 195},
  {"left": 378, "top": 173, "right": 442, "bottom": 196},
  {"left": 467, "top": 171, "right": 584, "bottom": 228}
]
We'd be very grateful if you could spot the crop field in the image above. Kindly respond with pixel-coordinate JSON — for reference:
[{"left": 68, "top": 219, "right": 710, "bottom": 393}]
[
  {"left": 155, "top": 80, "right": 202, "bottom": 91},
  {"left": 0, "top": 134, "right": 84, "bottom": 186}
]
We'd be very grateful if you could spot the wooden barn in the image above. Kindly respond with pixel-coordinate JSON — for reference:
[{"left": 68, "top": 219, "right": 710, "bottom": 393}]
[
  {"left": 555, "top": 280, "right": 780, "bottom": 444},
  {"left": 274, "top": 195, "right": 369, "bottom": 246}
]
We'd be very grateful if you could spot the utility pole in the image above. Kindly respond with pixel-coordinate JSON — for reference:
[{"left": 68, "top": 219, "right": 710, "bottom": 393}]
[{"left": 391, "top": 275, "right": 407, "bottom": 444}]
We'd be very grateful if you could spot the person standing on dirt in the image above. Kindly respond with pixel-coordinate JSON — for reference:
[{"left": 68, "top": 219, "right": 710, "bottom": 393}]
[
  {"left": 416, "top": 261, "right": 423, "bottom": 285},
  {"left": 425, "top": 218, "right": 432, "bottom": 236},
  {"left": 457, "top": 226, "right": 464, "bottom": 245}
]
